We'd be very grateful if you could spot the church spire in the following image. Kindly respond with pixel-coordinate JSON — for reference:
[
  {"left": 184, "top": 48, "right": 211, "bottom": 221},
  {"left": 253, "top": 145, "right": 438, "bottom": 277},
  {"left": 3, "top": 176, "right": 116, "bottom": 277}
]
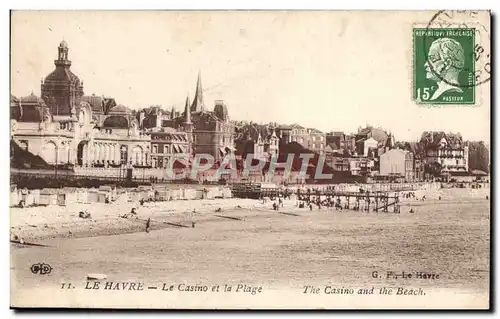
[
  {"left": 184, "top": 94, "right": 191, "bottom": 124},
  {"left": 170, "top": 105, "right": 176, "bottom": 120},
  {"left": 190, "top": 71, "right": 205, "bottom": 113}
]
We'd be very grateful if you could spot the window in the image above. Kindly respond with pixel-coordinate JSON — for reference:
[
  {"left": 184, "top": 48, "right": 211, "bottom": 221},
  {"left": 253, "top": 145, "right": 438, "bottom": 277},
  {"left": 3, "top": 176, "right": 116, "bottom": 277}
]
[
  {"left": 456, "top": 160, "right": 459, "bottom": 165},
  {"left": 19, "top": 140, "right": 28, "bottom": 151},
  {"left": 164, "top": 146, "right": 169, "bottom": 154},
  {"left": 312, "top": 143, "right": 316, "bottom": 149},
  {"left": 120, "top": 146, "right": 128, "bottom": 165},
  {"left": 153, "top": 145, "right": 158, "bottom": 154}
]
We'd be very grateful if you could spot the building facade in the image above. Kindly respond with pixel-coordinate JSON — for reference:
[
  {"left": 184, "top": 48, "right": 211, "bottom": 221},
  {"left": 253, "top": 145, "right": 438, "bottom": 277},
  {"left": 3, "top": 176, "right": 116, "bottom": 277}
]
[
  {"left": 253, "top": 129, "right": 279, "bottom": 159},
  {"left": 420, "top": 131, "right": 469, "bottom": 177},
  {"left": 11, "top": 40, "right": 178, "bottom": 180},
  {"left": 276, "top": 124, "right": 325, "bottom": 153},
  {"left": 308, "top": 128, "right": 326, "bottom": 154},
  {"left": 326, "top": 131, "right": 356, "bottom": 155},
  {"left": 166, "top": 74, "right": 235, "bottom": 161},
  {"left": 11, "top": 41, "right": 243, "bottom": 179},
  {"left": 348, "top": 157, "right": 375, "bottom": 177},
  {"left": 379, "top": 149, "right": 415, "bottom": 182},
  {"left": 355, "top": 137, "right": 378, "bottom": 157},
  {"left": 149, "top": 128, "right": 192, "bottom": 169}
]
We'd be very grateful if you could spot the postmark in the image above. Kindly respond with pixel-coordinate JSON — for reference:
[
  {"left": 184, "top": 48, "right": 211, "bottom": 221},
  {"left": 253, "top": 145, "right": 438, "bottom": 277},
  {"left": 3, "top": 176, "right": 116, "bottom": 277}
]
[
  {"left": 413, "top": 10, "right": 490, "bottom": 105},
  {"left": 427, "top": 10, "right": 490, "bottom": 87}
]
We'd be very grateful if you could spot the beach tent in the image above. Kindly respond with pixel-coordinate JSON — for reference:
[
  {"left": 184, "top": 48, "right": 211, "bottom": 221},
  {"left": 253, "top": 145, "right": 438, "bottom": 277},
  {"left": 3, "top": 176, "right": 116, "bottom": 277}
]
[
  {"left": 183, "top": 188, "right": 198, "bottom": 200},
  {"left": 96, "top": 192, "right": 108, "bottom": 203},
  {"left": 153, "top": 186, "right": 168, "bottom": 201},
  {"left": 10, "top": 185, "right": 19, "bottom": 207},
  {"left": 75, "top": 189, "right": 89, "bottom": 203},
  {"left": 222, "top": 187, "right": 232, "bottom": 198},
  {"left": 87, "top": 190, "right": 99, "bottom": 203},
  {"left": 61, "top": 187, "right": 81, "bottom": 204},
  {"left": 39, "top": 189, "right": 59, "bottom": 206}
]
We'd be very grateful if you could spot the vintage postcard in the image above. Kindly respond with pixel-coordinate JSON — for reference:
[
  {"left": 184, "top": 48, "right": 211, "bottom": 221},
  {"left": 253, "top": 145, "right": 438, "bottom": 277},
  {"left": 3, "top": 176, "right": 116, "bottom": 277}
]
[{"left": 10, "top": 10, "right": 491, "bottom": 309}]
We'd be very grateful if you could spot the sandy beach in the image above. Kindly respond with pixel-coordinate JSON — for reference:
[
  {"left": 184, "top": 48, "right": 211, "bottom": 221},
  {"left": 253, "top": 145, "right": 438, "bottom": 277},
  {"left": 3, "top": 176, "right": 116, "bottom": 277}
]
[
  {"left": 10, "top": 187, "right": 490, "bottom": 309},
  {"left": 10, "top": 186, "right": 490, "bottom": 241}
]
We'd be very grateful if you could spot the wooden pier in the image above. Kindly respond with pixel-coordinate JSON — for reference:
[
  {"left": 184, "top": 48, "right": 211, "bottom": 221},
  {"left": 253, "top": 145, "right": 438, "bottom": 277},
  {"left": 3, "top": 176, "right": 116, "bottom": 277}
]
[
  {"left": 230, "top": 184, "right": 400, "bottom": 213},
  {"left": 295, "top": 189, "right": 400, "bottom": 213}
]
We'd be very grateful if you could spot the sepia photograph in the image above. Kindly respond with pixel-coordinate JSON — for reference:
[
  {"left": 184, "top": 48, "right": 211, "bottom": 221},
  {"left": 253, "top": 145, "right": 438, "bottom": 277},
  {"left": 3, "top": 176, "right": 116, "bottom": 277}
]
[{"left": 9, "top": 10, "right": 491, "bottom": 309}]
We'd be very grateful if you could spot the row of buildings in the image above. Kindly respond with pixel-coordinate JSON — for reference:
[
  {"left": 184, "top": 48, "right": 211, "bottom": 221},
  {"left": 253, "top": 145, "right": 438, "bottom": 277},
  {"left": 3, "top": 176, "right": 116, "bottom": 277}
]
[
  {"left": 11, "top": 41, "right": 234, "bottom": 176},
  {"left": 10, "top": 40, "right": 487, "bottom": 183}
]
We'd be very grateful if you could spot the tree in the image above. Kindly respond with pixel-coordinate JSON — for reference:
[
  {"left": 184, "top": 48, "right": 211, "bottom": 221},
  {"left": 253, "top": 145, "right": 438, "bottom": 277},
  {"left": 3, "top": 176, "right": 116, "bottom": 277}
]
[
  {"left": 468, "top": 141, "right": 489, "bottom": 173},
  {"left": 425, "top": 161, "right": 442, "bottom": 177},
  {"left": 394, "top": 141, "right": 406, "bottom": 149}
]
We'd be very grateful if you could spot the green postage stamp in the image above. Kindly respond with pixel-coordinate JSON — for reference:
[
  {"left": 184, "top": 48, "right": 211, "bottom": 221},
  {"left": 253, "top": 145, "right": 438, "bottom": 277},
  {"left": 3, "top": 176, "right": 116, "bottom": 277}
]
[{"left": 413, "top": 28, "right": 475, "bottom": 104}]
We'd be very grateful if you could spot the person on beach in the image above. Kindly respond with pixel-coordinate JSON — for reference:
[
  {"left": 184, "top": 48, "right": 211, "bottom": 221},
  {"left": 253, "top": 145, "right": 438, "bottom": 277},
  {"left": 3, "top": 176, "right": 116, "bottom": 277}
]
[{"left": 145, "top": 217, "right": 151, "bottom": 233}]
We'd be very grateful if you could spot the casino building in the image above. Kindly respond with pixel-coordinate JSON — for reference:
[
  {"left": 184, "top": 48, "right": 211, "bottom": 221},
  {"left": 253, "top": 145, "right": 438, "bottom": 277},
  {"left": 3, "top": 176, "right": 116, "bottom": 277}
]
[
  {"left": 11, "top": 40, "right": 236, "bottom": 180},
  {"left": 11, "top": 41, "right": 154, "bottom": 177}
]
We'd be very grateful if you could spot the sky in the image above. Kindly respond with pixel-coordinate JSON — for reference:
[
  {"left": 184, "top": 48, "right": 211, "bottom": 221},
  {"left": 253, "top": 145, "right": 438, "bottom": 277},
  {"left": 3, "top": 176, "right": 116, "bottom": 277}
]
[{"left": 10, "top": 10, "right": 491, "bottom": 142}]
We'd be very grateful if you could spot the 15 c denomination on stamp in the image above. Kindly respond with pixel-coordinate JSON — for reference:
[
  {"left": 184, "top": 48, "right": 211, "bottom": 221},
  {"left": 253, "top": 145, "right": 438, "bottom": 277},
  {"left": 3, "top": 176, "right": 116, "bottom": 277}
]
[{"left": 413, "top": 28, "right": 475, "bottom": 105}]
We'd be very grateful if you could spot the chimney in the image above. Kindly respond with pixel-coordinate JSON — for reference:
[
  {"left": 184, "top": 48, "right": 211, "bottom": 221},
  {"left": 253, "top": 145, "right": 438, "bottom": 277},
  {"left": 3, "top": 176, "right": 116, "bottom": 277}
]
[
  {"left": 139, "top": 111, "right": 145, "bottom": 128},
  {"left": 156, "top": 114, "right": 161, "bottom": 128}
]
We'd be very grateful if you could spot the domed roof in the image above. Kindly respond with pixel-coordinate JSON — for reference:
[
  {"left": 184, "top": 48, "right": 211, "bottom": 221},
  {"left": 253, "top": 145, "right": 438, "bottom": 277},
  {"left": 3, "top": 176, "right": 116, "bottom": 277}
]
[
  {"left": 20, "top": 92, "right": 46, "bottom": 106},
  {"left": 59, "top": 40, "right": 68, "bottom": 48},
  {"left": 44, "top": 67, "right": 81, "bottom": 85},
  {"left": 102, "top": 115, "right": 129, "bottom": 128},
  {"left": 17, "top": 104, "right": 52, "bottom": 123}
]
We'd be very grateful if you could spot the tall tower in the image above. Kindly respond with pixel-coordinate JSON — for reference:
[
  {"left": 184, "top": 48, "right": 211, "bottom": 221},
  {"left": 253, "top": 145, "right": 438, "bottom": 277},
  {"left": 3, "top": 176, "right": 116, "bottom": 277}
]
[
  {"left": 170, "top": 105, "right": 176, "bottom": 120},
  {"left": 56, "top": 40, "right": 70, "bottom": 66},
  {"left": 41, "top": 40, "right": 84, "bottom": 116},
  {"left": 190, "top": 72, "right": 205, "bottom": 113},
  {"left": 183, "top": 94, "right": 194, "bottom": 154}
]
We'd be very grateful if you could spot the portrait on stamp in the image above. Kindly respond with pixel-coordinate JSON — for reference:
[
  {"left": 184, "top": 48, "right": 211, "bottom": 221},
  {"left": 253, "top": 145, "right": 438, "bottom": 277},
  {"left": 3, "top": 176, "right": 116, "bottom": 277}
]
[
  {"left": 413, "top": 28, "right": 475, "bottom": 104},
  {"left": 425, "top": 38, "right": 465, "bottom": 100}
]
